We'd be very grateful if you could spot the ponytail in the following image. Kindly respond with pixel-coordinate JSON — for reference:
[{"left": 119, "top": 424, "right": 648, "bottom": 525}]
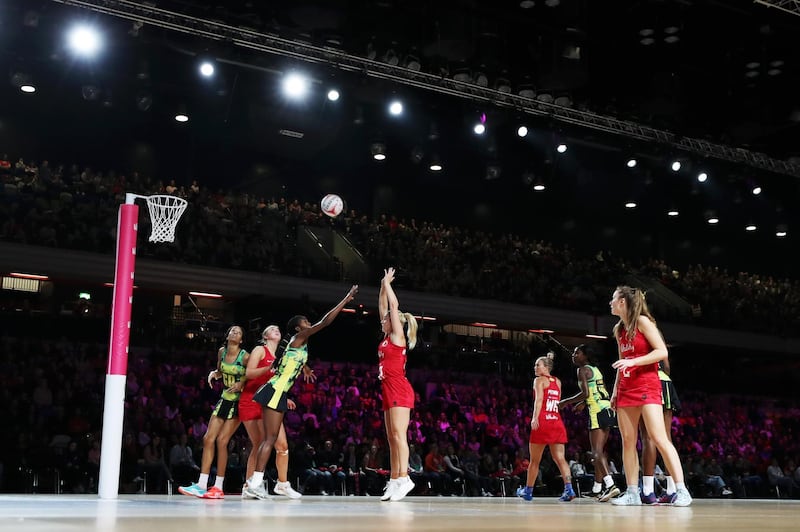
[{"left": 401, "top": 312, "right": 418, "bottom": 350}]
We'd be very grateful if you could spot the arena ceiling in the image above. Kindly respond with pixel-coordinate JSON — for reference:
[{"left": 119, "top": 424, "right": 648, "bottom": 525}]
[{"left": 1, "top": 0, "right": 799, "bottom": 275}]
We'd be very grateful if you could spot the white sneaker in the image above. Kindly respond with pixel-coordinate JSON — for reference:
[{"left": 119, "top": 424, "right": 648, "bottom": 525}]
[
  {"left": 241, "top": 483, "right": 256, "bottom": 499},
  {"left": 611, "top": 489, "right": 642, "bottom": 506},
  {"left": 274, "top": 481, "right": 302, "bottom": 499},
  {"left": 243, "top": 480, "right": 272, "bottom": 500},
  {"left": 380, "top": 479, "right": 399, "bottom": 501},
  {"left": 390, "top": 477, "right": 415, "bottom": 502},
  {"left": 673, "top": 487, "right": 693, "bottom": 507}
]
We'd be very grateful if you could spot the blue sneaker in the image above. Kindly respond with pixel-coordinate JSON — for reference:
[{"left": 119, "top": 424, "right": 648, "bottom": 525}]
[
  {"left": 516, "top": 486, "right": 533, "bottom": 501},
  {"left": 178, "top": 482, "right": 207, "bottom": 498},
  {"left": 559, "top": 485, "right": 576, "bottom": 502},
  {"left": 658, "top": 492, "right": 677, "bottom": 504},
  {"left": 641, "top": 491, "right": 658, "bottom": 504}
]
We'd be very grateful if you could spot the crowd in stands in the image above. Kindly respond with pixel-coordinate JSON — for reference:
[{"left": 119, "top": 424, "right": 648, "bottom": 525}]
[
  {"left": 1, "top": 154, "right": 799, "bottom": 337},
  {"left": 3, "top": 332, "right": 800, "bottom": 499}
]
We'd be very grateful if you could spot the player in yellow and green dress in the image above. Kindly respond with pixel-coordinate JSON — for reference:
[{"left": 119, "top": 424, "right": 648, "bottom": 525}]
[{"left": 560, "top": 343, "right": 621, "bottom": 502}]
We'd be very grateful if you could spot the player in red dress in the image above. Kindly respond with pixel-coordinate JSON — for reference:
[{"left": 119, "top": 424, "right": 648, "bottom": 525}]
[
  {"left": 240, "top": 325, "right": 302, "bottom": 499},
  {"left": 377, "top": 267, "right": 419, "bottom": 502},
  {"left": 609, "top": 285, "right": 692, "bottom": 506},
  {"left": 516, "top": 353, "right": 575, "bottom": 502}
]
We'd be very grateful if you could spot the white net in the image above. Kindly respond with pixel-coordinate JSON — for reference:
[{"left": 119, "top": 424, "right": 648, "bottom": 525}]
[{"left": 145, "top": 195, "right": 188, "bottom": 243}]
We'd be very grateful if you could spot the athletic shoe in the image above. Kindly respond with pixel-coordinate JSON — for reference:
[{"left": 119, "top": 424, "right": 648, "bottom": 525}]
[
  {"left": 722, "top": 487, "right": 733, "bottom": 496},
  {"left": 559, "top": 485, "right": 576, "bottom": 502},
  {"left": 178, "top": 482, "right": 206, "bottom": 498},
  {"left": 657, "top": 492, "right": 677, "bottom": 504},
  {"left": 673, "top": 488, "right": 693, "bottom": 507},
  {"left": 274, "top": 481, "right": 302, "bottom": 499},
  {"left": 241, "top": 483, "right": 256, "bottom": 499},
  {"left": 585, "top": 490, "right": 602, "bottom": 499},
  {"left": 246, "top": 482, "right": 272, "bottom": 500},
  {"left": 598, "top": 484, "right": 621, "bottom": 502},
  {"left": 380, "top": 479, "right": 399, "bottom": 501},
  {"left": 611, "top": 490, "right": 642, "bottom": 506},
  {"left": 390, "top": 477, "right": 415, "bottom": 501},
  {"left": 515, "top": 486, "right": 533, "bottom": 501},
  {"left": 641, "top": 491, "right": 658, "bottom": 504},
  {"left": 202, "top": 486, "right": 225, "bottom": 499}
]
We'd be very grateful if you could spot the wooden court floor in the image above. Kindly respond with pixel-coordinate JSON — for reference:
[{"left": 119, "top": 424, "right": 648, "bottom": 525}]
[{"left": 1, "top": 494, "right": 797, "bottom": 532}]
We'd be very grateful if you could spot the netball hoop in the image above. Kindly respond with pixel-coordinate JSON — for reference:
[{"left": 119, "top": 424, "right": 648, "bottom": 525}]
[
  {"left": 145, "top": 194, "right": 188, "bottom": 243},
  {"left": 98, "top": 193, "right": 187, "bottom": 499}
]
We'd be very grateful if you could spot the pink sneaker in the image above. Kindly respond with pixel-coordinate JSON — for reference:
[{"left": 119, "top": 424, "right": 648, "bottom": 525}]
[{"left": 202, "top": 486, "right": 225, "bottom": 499}]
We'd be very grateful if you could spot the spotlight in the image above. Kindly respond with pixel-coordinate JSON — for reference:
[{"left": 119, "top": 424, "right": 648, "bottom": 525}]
[
  {"left": 174, "top": 104, "right": 189, "bottom": 122},
  {"left": 667, "top": 208, "right": 679, "bottom": 216},
  {"left": 404, "top": 54, "right": 421, "bottom": 71},
  {"left": 67, "top": 25, "right": 102, "bottom": 58},
  {"left": 626, "top": 158, "right": 637, "bottom": 168},
  {"left": 11, "top": 72, "right": 35, "bottom": 93},
  {"left": 671, "top": 160, "right": 681, "bottom": 171},
  {"left": 81, "top": 84, "right": 100, "bottom": 101},
  {"left": 136, "top": 91, "right": 153, "bottom": 111},
  {"left": 388, "top": 100, "right": 403, "bottom": 116},
  {"left": 473, "top": 123, "right": 486, "bottom": 135},
  {"left": 776, "top": 224, "right": 788, "bottom": 237},
  {"left": 495, "top": 77, "right": 511, "bottom": 93},
  {"left": 517, "top": 126, "right": 528, "bottom": 137},
  {"left": 751, "top": 185, "right": 762, "bottom": 195},
  {"left": 485, "top": 164, "right": 502, "bottom": 180},
  {"left": 282, "top": 72, "right": 310, "bottom": 100},
  {"left": 705, "top": 211, "right": 719, "bottom": 224},
  {"left": 327, "top": 89, "right": 340, "bottom": 101},
  {"left": 745, "top": 223, "right": 757, "bottom": 232},
  {"left": 625, "top": 201, "right": 637, "bottom": 209},
  {"left": 556, "top": 143, "right": 567, "bottom": 153},
  {"left": 697, "top": 172, "right": 708, "bottom": 182},
  {"left": 371, "top": 143, "right": 387, "bottom": 161},
  {"left": 474, "top": 70, "right": 488, "bottom": 87},
  {"left": 382, "top": 48, "right": 399, "bottom": 66},
  {"left": 199, "top": 61, "right": 215, "bottom": 77},
  {"left": 429, "top": 156, "right": 443, "bottom": 172}
]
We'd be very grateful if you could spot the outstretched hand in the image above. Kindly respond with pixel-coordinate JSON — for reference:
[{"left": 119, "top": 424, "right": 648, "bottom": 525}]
[
  {"left": 346, "top": 285, "right": 359, "bottom": 302},
  {"left": 382, "top": 267, "right": 396, "bottom": 284}
]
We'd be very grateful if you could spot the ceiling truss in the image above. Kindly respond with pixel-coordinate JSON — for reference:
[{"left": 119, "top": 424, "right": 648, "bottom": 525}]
[
  {"left": 51, "top": 0, "right": 800, "bottom": 178},
  {"left": 753, "top": 0, "right": 800, "bottom": 18}
]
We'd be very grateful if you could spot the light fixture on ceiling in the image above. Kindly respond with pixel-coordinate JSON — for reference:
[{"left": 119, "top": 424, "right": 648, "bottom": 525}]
[
  {"left": 625, "top": 201, "right": 637, "bottom": 209},
  {"left": 136, "top": 91, "right": 153, "bottom": 111},
  {"left": 404, "top": 54, "right": 421, "bottom": 71},
  {"left": 495, "top": 77, "right": 511, "bottom": 93},
  {"left": 474, "top": 69, "right": 489, "bottom": 87},
  {"left": 485, "top": 163, "right": 502, "bottom": 180},
  {"left": 371, "top": 142, "right": 387, "bottom": 161},
  {"left": 705, "top": 210, "right": 719, "bottom": 224},
  {"left": 11, "top": 72, "right": 35, "bottom": 93},
  {"left": 697, "top": 172, "right": 708, "bottom": 182},
  {"left": 429, "top": 156, "right": 443, "bottom": 172},
  {"left": 174, "top": 104, "right": 189, "bottom": 122},
  {"left": 626, "top": 158, "right": 637, "bottom": 168},
  {"left": 776, "top": 224, "right": 788, "bottom": 238},
  {"left": 517, "top": 125, "right": 529, "bottom": 137}
]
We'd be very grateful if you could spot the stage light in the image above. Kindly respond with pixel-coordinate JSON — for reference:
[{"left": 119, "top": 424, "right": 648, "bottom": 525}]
[
  {"left": 388, "top": 100, "right": 403, "bottom": 116},
  {"left": 327, "top": 89, "right": 340, "bottom": 101},
  {"left": 67, "top": 25, "right": 102, "bottom": 58},
  {"left": 282, "top": 72, "right": 310, "bottom": 100},
  {"left": 199, "top": 61, "right": 215, "bottom": 77}
]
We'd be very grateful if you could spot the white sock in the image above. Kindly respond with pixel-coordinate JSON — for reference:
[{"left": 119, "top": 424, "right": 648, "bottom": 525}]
[
  {"left": 593, "top": 482, "right": 602, "bottom": 493},
  {"left": 667, "top": 476, "right": 676, "bottom": 494},
  {"left": 627, "top": 485, "right": 638, "bottom": 494},
  {"left": 603, "top": 475, "right": 614, "bottom": 488},
  {"left": 675, "top": 481, "right": 685, "bottom": 492},
  {"left": 251, "top": 472, "right": 264, "bottom": 487},
  {"left": 214, "top": 476, "right": 224, "bottom": 490},
  {"left": 198, "top": 473, "right": 209, "bottom": 488},
  {"left": 643, "top": 476, "right": 654, "bottom": 495}
]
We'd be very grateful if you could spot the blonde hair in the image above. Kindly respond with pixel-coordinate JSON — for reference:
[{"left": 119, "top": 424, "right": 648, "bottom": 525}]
[
  {"left": 260, "top": 325, "right": 280, "bottom": 342},
  {"left": 536, "top": 351, "right": 555, "bottom": 372},
  {"left": 398, "top": 312, "right": 418, "bottom": 350},
  {"left": 612, "top": 285, "right": 657, "bottom": 341}
]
